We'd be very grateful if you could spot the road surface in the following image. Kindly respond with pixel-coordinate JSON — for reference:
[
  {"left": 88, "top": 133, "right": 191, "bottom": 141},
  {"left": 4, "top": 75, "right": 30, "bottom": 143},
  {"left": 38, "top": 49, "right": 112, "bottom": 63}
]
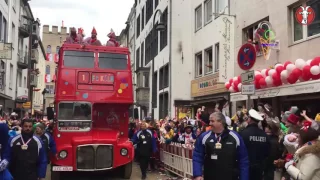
[{"left": 46, "top": 163, "right": 171, "bottom": 180}]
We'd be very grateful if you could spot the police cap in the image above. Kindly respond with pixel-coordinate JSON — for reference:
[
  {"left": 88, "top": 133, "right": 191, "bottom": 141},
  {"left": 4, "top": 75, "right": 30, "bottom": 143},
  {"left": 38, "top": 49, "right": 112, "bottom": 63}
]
[{"left": 249, "top": 109, "right": 263, "bottom": 121}]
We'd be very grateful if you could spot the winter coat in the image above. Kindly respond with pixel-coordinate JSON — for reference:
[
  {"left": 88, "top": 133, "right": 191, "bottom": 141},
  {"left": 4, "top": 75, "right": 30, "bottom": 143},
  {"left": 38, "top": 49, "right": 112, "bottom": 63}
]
[{"left": 287, "top": 140, "right": 320, "bottom": 180}]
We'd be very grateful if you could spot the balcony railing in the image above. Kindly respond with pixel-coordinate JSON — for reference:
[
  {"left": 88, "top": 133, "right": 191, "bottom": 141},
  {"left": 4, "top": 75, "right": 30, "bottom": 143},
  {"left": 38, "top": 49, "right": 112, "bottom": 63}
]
[
  {"left": 19, "top": 18, "right": 30, "bottom": 38},
  {"left": 30, "top": 74, "right": 38, "bottom": 87},
  {"left": 16, "top": 86, "right": 28, "bottom": 102},
  {"left": 31, "top": 49, "right": 38, "bottom": 63},
  {"left": 17, "top": 50, "right": 28, "bottom": 69}
]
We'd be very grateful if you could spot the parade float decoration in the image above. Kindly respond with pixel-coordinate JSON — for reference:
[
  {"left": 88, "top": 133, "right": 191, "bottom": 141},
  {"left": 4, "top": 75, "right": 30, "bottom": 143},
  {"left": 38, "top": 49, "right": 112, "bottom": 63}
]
[{"left": 225, "top": 56, "right": 320, "bottom": 92}]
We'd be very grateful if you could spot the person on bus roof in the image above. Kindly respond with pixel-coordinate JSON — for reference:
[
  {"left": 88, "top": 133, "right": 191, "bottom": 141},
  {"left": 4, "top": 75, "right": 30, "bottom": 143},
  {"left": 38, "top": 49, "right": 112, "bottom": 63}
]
[
  {"left": 65, "top": 27, "right": 83, "bottom": 44},
  {"left": 106, "top": 29, "right": 119, "bottom": 47},
  {"left": 84, "top": 27, "right": 102, "bottom": 46}
]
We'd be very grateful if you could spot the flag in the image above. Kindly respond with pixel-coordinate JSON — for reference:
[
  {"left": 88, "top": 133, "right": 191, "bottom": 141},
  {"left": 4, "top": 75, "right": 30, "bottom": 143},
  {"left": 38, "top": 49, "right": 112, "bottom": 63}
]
[
  {"left": 46, "top": 53, "right": 53, "bottom": 61},
  {"left": 45, "top": 74, "right": 51, "bottom": 83},
  {"left": 54, "top": 54, "right": 59, "bottom": 63},
  {"left": 52, "top": 74, "right": 57, "bottom": 82}
]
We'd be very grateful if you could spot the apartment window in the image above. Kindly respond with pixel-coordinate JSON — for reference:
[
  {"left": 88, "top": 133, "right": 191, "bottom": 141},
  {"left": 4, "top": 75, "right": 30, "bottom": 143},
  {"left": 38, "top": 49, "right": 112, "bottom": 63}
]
[
  {"left": 56, "top": 46, "right": 60, "bottom": 54},
  {"left": 46, "top": 85, "right": 55, "bottom": 94},
  {"left": 160, "top": 8, "right": 168, "bottom": 50},
  {"left": 143, "top": 72, "right": 149, "bottom": 87},
  {"left": 9, "top": 63, "right": 13, "bottom": 89},
  {"left": 204, "top": 47, "right": 213, "bottom": 74},
  {"left": 292, "top": 1, "right": 320, "bottom": 42},
  {"left": 141, "top": 42, "right": 144, "bottom": 66},
  {"left": 24, "top": 76, "right": 26, "bottom": 88},
  {"left": 152, "top": 71, "right": 158, "bottom": 108},
  {"left": 3, "top": 18, "right": 7, "bottom": 42},
  {"left": 0, "top": 12, "right": 2, "bottom": 41},
  {"left": 136, "top": 15, "right": 141, "bottom": 38},
  {"left": 195, "top": 5, "right": 202, "bottom": 31},
  {"left": 12, "top": 0, "right": 16, "bottom": 10},
  {"left": 159, "top": 92, "right": 168, "bottom": 119},
  {"left": 215, "top": 0, "right": 228, "bottom": 16},
  {"left": 46, "top": 45, "right": 51, "bottom": 53},
  {"left": 17, "top": 71, "right": 22, "bottom": 87},
  {"left": 46, "top": 65, "right": 50, "bottom": 74},
  {"left": 243, "top": 17, "right": 269, "bottom": 56},
  {"left": 141, "top": 7, "right": 145, "bottom": 31},
  {"left": 159, "top": 64, "right": 169, "bottom": 89},
  {"left": 215, "top": 43, "right": 220, "bottom": 72},
  {"left": 146, "top": 0, "right": 153, "bottom": 24},
  {"left": 11, "top": 23, "right": 15, "bottom": 47},
  {"left": 136, "top": 47, "right": 140, "bottom": 70},
  {"left": 155, "top": 0, "right": 159, "bottom": 9},
  {"left": 205, "top": 0, "right": 213, "bottom": 23},
  {"left": 195, "top": 53, "right": 203, "bottom": 77},
  {"left": 145, "top": 27, "right": 158, "bottom": 66}
]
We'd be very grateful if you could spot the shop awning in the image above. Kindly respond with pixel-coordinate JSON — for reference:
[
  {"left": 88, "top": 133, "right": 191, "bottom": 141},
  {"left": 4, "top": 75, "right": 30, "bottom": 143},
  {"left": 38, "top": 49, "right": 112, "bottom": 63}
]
[
  {"left": 191, "top": 92, "right": 229, "bottom": 105},
  {"left": 174, "top": 100, "right": 192, "bottom": 106},
  {"left": 230, "top": 79, "right": 320, "bottom": 102}
]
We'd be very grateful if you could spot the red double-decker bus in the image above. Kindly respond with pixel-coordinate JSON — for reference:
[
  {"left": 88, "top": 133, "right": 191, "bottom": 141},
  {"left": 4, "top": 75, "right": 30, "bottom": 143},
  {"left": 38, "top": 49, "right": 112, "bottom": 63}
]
[{"left": 49, "top": 43, "right": 134, "bottom": 179}]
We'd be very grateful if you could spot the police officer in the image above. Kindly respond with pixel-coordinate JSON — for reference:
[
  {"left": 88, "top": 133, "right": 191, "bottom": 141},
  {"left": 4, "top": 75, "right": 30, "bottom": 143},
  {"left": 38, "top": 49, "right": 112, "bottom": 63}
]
[
  {"left": 193, "top": 112, "right": 249, "bottom": 180},
  {"left": 2, "top": 119, "right": 47, "bottom": 180},
  {"left": 131, "top": 121, "right": 157, "bottom": 180},
  {"left": 240, "top": 109, "right": 270, "bottom": 180}
]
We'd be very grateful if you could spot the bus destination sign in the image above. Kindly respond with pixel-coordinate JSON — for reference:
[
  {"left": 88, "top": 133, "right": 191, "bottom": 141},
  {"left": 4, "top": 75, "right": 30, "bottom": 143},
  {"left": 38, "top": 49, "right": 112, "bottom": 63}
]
[{"left": 92, "top": 73, "right": 114, "bottom": 84}]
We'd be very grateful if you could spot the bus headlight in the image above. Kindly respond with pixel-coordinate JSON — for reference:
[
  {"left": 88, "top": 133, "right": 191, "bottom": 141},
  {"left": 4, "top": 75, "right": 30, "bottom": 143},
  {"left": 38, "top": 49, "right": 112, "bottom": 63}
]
[
  {"left": 59, "top": 150, "right": 68, "bottom": 159},
  {"left": 120, "top": 148, "right": 128, "bottom": 156}
]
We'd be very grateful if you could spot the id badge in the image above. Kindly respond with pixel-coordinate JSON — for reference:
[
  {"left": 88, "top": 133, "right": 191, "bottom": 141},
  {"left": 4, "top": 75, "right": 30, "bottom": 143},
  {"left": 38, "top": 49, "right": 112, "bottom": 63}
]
[
  {"left": 21, "top": 145, "right": 28, "bottom": 150},
  {"left": 211, "top": 154, "right": 218, "bottom": 160},
  {"left": 143, "top": 141, "right": 147, "bottom": 144}
]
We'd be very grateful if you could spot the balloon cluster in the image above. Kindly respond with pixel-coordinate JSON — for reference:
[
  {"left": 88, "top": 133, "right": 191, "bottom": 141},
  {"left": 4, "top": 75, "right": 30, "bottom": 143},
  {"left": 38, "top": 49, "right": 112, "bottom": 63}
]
[{"left": 225, "top": 57, "right": 320, "bottom": 92}]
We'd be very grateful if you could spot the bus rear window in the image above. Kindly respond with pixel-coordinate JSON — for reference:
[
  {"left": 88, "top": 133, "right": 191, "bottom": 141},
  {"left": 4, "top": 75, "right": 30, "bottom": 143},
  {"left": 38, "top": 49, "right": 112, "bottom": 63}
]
[
  {"left": 64, "top": 51, "right": 94, "bottom": 68},
  {"left": 99, "top": 53, "right": 127, "bottom": 70}
]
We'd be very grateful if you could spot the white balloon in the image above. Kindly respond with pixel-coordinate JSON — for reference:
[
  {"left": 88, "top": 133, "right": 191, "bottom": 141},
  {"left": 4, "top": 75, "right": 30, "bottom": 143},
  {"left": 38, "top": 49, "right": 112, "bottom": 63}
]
[
  {"left": 261, "top": 69, "right": 267, "bottom": 77},
  {"left": 254, "top": 71, "right": 261, "bottom": 75},
  {"left": 286, "top": 64, "right": 296, "bottom": 72},
  {"left": 238, "top": 83, "right": 242, "bottom": 90},
  {"left": 280, "top": 70, "right": 288, "bottom": 80},
  {"left": 310, "top": 66, "right": 320, "bottom": 75},
  {"left": 225, "top": 82, "right": 230, "bottom": 86},
  {"left": 306, "top": 59, "right": 312, "bottom": 66},
  {"left": 274, "top": 64, "right": 282, "bottom": 69},
  {"left": 229, "top": 86, "right": 235, "bottom": 93},
  {"left": 295, "top": 58, "right": 306, "bottom": 70},
  {"left": 233, "top": 77, "right": 238, "bottom": 81},
  {"left": 268, "top": 69, "right": 276, "bottom": 76},
  {"left": 265, "top": 76, "right": 273, "bottom": 87}
]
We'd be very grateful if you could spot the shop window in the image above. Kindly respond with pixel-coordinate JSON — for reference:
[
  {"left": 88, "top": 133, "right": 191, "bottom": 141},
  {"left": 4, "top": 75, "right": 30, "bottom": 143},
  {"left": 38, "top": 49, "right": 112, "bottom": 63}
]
[
  {"left": 291, "top": 0, "right": 320, "bottom": 43},
  {"left": 242, "top": 17, "right": 269, "bottom": 56},
  {"left": 205, "top": 0, "right": 213, "bottom": 24},
  {"left": 136, "top": 14, "right": 140, "bottom": 38},
  {"left": 204, "top": 47, "right": 213, "bottom": 74},
  {"left": 195, "top": 5, "right": 202, "bottom": 31},
  {"left": 195, "top": 52, "right": 203, "bottom": 77},
  {"left": 215, "top": 43, "right": 219, "bottom": 72},
  {"left": 46, "top": 45, "right": 51, "bottom": 53}
]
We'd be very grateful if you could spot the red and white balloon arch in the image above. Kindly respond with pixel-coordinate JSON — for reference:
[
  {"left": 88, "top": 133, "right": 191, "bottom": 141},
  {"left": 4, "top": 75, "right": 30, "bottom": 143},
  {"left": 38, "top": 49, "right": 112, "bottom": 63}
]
[{"left": 225, "top": 57, "right": 320, "bottom": 93}]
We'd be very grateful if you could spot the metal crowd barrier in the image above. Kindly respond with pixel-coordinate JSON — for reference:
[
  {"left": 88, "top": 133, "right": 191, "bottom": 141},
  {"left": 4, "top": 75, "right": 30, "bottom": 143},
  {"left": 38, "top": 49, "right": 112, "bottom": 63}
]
[{"left": 159, "top": 142, "right": 194, "bottom": 179}]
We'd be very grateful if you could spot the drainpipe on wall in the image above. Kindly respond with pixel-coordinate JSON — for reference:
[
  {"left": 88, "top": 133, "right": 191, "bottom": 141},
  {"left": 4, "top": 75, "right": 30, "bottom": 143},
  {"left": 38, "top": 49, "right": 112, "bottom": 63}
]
[
  {"left": 168, "top": 0, "right": 173, "bottom": 118},
  {"left": 133, "top": 9, "right": 136, "bottom": 118}
]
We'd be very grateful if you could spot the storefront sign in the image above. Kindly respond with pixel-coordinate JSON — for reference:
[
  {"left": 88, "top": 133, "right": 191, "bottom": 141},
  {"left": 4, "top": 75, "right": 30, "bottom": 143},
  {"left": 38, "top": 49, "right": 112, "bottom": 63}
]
[
  {"left": 219, "top": 15, "right": 235, "bottom": 81},
  {"left": 241, "top": 84, "right": 255, "bottom": 95},
  {"left": 191, "top": 73, "right": 227, "bottom": 97},
  {"left": 22, "top": 101, "right": 31, "bottom": 109}
]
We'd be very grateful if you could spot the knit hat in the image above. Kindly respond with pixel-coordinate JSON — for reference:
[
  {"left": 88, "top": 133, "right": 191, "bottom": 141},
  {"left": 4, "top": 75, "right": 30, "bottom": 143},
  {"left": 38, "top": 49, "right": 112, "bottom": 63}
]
[
  {"left": 287, "top": 114, "right": 299, "bottom": 125},
  {"left": 36, "top": 123, "right": 46, "bottom": 130}
]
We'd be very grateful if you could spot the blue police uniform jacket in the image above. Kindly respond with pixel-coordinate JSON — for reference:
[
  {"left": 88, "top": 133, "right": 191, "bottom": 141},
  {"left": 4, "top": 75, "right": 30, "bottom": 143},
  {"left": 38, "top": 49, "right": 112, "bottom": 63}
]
[
  {"left": 131, "top": 129, "right": 157, "bottom": 156},
  {"left": 193, "top": 129, "right": 249, "bottom": 180},
  {"left": 2, "top": 134, "right": 47, "bottom": 180},
  {"left": 0, "top": 123, "right": 11, "bottom": 180}
]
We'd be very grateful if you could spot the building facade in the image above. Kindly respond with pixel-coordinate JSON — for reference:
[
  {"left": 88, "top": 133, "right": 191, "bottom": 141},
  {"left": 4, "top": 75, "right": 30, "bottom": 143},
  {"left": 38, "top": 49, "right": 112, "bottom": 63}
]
[{"left": 229, "top": 0, "right": 320, "bottom": 115}]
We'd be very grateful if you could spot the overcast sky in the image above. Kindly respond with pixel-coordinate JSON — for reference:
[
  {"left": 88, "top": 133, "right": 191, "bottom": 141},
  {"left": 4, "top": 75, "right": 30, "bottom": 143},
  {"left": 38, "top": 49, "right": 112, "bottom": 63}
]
[{"left": 29, "top": 0, "right": 134, "bottom": 43}]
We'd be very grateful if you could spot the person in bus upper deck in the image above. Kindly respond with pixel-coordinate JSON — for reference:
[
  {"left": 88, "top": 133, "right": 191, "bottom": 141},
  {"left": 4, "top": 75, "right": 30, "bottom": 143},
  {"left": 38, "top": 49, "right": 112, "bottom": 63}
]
[
  {"left": 84, "top": 27, "right": 102, "bottom": 46},
  {"left": 65, "top": 27, "right": 83, "bottom": 44},
  {"left": 2, "top": 119, "right": 47, "bottom": 180},
  {"left": 131, "top": 121, "right": 157, "bottom": 180}
]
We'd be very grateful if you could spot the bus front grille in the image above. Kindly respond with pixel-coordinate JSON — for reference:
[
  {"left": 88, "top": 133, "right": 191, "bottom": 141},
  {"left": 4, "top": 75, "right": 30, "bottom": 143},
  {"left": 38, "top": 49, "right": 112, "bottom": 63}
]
[{"left": 76, "top": 145, "right": 113, "bottom": 170}]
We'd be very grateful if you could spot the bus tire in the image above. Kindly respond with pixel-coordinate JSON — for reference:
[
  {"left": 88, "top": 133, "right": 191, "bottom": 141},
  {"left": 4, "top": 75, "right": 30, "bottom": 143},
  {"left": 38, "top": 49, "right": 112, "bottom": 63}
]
[
  {"left": 51, "top": 166, "right": 61, "bottom": 180},
  {"left": 121, "top": 161, "right": 132, "bottom": 179}
]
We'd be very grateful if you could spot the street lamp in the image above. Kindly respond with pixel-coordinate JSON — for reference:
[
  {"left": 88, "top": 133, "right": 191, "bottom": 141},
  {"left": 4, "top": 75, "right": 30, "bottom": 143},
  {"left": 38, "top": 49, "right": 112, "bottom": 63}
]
[{"left": 151, "top": 9, "right": 166, "bottom": 121}]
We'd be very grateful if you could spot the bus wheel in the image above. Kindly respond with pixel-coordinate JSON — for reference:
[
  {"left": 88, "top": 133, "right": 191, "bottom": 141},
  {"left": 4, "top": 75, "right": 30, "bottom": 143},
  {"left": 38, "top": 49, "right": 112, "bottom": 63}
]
[
  {"left": 51, "top": 166, "right": 61, "bottom": 180},
  {"left": 121, "top": 161, "right": 132, "bottom": 179}
]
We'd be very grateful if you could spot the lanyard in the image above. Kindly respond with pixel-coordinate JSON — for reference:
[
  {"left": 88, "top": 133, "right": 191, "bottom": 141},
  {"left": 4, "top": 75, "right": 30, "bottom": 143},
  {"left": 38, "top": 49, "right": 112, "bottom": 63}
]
[
  {"left": 215, "top": 133, "right": 222, "bottom": 143},
  {"left": 21, "top": 136, "right": 32, "bottom": 146}
]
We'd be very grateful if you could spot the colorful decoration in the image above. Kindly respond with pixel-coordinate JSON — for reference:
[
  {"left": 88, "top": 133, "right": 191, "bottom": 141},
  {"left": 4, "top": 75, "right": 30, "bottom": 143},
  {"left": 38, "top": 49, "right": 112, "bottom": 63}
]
[
  {"left": 237, "top": 43, "right": 256, "bottom": 70},
  {"left": 62, "top": 91, "right": 66, "bottom": 95},
  {"left": 254, "top": 21, "right": 275, "bottom": 60},
  {"left": 118, "top": 89, "right": 123, "bottom": 94},
  {"left": 82, "top": 93, "right": 88, "bottom": 99},
  {"left": 225, "top": 56, "right": 320, "bottom": 92},
  {"left": 117, "top": 78, "right": 128, "bottom": 94}
]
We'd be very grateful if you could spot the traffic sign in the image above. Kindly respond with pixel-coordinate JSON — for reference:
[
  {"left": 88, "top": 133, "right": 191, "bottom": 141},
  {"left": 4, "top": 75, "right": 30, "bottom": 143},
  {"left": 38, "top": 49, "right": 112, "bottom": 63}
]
[
  {"left": 237, "top": 43, "right": 256, "bottom": 70},
  {"left": 241, "top": 71, "right": 255, "bottom": 83},
  {"left": 241, "top": 84, "right": 255, "bottom": 95}
]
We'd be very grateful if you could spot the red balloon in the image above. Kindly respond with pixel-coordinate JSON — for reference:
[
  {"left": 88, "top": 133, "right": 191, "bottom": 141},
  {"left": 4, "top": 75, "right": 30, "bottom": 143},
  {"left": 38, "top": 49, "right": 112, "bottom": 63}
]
[
  {"left": 234, "top": 85, "right": 239, "bottom": 92},
  {"left": 291, "top": 68, "right": 302, "bottom": 79},
  {"left": 255, "top": 74, "right": 263, "bottom": 81},
  {"left": 283, "top": 61, "right": 292, "bottom": 69},
  {"left": 233, "top": 80, "right": 239, "bottom": 88},
  {"left": 275, "top": 65, "right": 285, "bottom": 74},
  {"left": 259, "top": 78, "right": 267, "bottom": 88},
  {"left": 311, "top": 74, "right": 320, "bottom": 80},
  {"left": 265, "top": 69, "right": 270, "bottom": 77},
  {"left": 237, "top": 75, "right": 241, "bottom": 82},
  {"left": 272, "top": 73, "right": 282, "bottom": 86},
  {"left": 229, "top": 79, "right": 233, "bottom": 85},
  {"left": 302, "top": 65, "right": 311, "bottom": 81},
  {"left": 287, "top": 73, "right": 298, "bottom": 84},
  {"left": 225, "top": 83, "right": 231, "bottom": 89},
  {"left": 255, "top": 80, "right": 261, "bottom": 89},
  {"left": 310, "top": 57, "right": 320, "bottom": 67}
]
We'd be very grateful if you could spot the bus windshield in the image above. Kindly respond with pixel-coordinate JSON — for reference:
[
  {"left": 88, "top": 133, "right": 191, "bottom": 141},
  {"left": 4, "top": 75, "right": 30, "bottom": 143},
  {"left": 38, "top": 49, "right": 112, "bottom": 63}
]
[
  {"left": 64, "top": 51, "right": 94, "bottom": 68},
  {"left": 58, "top": 102, "right": 92, "bottom": 120},
  {"left": 98, "top": 53, "right": 127, "bottom": 70}
]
